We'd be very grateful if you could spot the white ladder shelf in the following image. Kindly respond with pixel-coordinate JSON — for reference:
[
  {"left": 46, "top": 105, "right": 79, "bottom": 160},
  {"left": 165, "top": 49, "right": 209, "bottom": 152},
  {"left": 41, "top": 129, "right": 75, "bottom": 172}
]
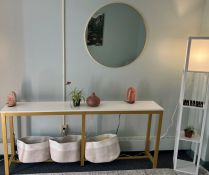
[{"left": 173, "top": 37, "right": 209, "bottom": 175}]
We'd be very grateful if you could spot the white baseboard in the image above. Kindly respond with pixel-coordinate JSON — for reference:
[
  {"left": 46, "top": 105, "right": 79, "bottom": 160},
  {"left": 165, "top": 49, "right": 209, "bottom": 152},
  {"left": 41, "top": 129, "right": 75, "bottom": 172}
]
[
  {"left": 0, "top": 138, "right": 11, "bottom": 155},
  {"left": 119, "top": 135, "right": 176, "bottom": 151}
]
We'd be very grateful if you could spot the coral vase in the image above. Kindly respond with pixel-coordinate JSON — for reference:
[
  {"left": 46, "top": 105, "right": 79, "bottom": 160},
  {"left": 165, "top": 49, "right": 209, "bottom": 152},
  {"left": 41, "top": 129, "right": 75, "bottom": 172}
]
[
  {"left": 7, "top": 91, "right": 17, "bottom": 107},
  {"left": 126, "top": 87, "right": 137, "bottom": 103}
]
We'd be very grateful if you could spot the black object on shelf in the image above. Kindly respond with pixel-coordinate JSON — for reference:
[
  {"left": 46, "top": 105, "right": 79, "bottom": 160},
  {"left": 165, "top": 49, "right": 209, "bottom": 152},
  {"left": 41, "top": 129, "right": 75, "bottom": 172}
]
[
  {"left": 190, "top": 100, "right": 192, "bottom": 106},
  {"left": 198, "top": 101, "right": 201, "bottom": 107},
  {"left": 183, "top": 99, "right": 203, "bottom": 108}
]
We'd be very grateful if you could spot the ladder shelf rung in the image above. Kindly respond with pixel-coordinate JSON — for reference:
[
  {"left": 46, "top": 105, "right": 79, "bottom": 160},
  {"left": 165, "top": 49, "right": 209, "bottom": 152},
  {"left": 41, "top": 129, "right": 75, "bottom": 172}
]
[
  {"left": 179, "top": 131, "right": 200, "bottom": 143},
  {"left": 175, "top": 159, "right": 197, "bottom": 174},
  {"left": 183, "top": 104, "right": 205, "bottom": 110}
]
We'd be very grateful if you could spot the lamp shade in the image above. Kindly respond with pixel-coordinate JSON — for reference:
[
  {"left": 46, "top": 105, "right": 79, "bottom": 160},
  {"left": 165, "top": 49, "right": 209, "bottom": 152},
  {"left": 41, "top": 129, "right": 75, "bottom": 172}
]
[{"left": 186, "top": 37, "right": 209, "bottom": 73}]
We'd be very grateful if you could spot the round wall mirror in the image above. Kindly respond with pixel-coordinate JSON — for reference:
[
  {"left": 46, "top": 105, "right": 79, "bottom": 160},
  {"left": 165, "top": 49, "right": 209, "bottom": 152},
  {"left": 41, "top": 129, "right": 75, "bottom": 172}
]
[{"left": 85, "top": 3, "right": 147, "bottom": 68}]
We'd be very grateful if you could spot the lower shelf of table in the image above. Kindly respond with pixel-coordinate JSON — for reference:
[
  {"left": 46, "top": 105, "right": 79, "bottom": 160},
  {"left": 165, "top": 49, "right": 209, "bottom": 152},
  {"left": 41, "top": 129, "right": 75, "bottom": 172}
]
[
  {"left": 175, "top": 159, "right": 197, "bottom": 174},
  {"left": 12, "top": 155, "right": 150, "bottom": 163}
]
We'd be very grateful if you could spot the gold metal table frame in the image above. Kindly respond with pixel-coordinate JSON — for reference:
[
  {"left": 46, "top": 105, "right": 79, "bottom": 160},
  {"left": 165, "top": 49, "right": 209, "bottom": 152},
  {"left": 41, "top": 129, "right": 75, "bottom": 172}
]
[{"left": 1, "top": 110, "right": 163, "bottom": 175}]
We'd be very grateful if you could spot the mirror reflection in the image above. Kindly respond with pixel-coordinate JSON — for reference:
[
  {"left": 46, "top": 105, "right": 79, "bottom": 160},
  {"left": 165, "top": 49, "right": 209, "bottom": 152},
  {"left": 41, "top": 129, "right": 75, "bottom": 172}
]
[{"left": 86, "top": 3, "right": 147, "bottom": 67}]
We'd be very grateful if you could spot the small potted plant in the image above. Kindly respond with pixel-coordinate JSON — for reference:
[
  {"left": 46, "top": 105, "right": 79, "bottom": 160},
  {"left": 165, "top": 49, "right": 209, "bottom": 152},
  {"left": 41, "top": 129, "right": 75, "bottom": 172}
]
[
  {"left": 66, "top": 81, "right": 85, "bottom": 107},
  {"left": 184, "top": 125, "right": 195, "bottom": 138}
]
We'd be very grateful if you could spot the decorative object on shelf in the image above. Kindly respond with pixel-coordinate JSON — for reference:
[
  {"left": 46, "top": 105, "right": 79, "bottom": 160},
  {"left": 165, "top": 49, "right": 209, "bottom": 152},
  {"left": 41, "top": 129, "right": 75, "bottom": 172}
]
[
  {"left": 195, "top": 101, "right": 198, "bottom": 107},
  {"left": 198, "top": 101, "right": 201, "bottom": 107},
  {"left": 86, "top": 92, "right": 100, "bottom": 107},
  {"left": 70, "top": 88, "right": 85, "bottom": 107},
  {"left": 7, "top": 91, "right": 17, "bottom": 107},
  {"left": 190, "top": 100, "right": 192, "bottom": 106},
  {"left": 85, "top": 134, "right": 120, "bottom": 163},
  {"left": 126, "top": 87, "right": 137, "bottom": 103},
  {"left": 184, "top": 125, "right": 195, "bottom": 138},
  {"left": 183, "top": 99, "right": 203, "bottom": 108},
  {"left": 183, "top": 99, "right": 189, "bottom": 106},
  {"left": 66, "top": 81, "right": 85, "bottom": 107},
  {"left": 73, "top": 99, "right": 81, "bottom": 107}
]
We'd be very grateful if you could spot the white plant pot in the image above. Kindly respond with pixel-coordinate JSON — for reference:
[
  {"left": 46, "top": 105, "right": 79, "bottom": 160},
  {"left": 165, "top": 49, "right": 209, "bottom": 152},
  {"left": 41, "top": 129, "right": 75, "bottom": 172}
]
[
  {"left": 17, "top": 136, "right": 50, "bottom": 163},
  {"left": 49, "top": 135, "right": 81, "bottom": 163},
  {"left": 85, "top": 134, "right": 120, "bottom": 163}
]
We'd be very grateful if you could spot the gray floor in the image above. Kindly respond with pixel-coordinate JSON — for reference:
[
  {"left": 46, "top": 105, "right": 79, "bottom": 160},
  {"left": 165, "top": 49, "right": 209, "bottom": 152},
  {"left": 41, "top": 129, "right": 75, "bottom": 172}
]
[{"left": 0, "top": 151, "right": 207, "bottom": 175}]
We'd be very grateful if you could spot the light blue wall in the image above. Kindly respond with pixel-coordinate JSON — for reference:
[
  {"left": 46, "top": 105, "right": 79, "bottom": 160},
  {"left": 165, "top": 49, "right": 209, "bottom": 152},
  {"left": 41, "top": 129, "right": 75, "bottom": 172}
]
[
  {"left": 65, "top": 0, "right": 204, "bottom": 139},
  {"left": 0, "top": 0, "right": 206, "bottom": 153},
  {"left": 0, "top": 0, "right": 63, "bottom": 138},
  {"left": 87, "top": 4, "right": 146, "bottom": 67}
]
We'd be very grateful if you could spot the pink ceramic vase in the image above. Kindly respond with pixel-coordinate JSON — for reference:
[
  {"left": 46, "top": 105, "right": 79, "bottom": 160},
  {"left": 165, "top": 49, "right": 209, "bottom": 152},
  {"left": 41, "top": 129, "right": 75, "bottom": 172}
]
[
  {"left": 87, "top": 92, "right": 100, "bottom": 107},
  {"left": 126, "top": 87, "right": 137, "bottom": 103},
  {"left": 7, "top": 91, "right": 17, "bottom": 107}
]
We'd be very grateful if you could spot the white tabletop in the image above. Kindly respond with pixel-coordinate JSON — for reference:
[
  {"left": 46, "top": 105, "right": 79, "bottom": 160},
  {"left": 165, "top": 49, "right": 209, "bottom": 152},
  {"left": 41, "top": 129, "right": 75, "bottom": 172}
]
[{"left": 0, "top": 101, "right": 163, "bottom": 113}]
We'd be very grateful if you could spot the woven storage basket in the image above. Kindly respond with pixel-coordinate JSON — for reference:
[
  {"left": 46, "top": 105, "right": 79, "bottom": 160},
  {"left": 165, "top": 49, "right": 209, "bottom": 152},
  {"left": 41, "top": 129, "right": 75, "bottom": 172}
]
[
  {"left": 17, "top": 136, "right": 50, "bottom": 163},
  {"left": 49, "top": 135, "right": 81, "bottom": 163},
  {"left": 85, "top": 134, "right": 120, "bottom": 163}
]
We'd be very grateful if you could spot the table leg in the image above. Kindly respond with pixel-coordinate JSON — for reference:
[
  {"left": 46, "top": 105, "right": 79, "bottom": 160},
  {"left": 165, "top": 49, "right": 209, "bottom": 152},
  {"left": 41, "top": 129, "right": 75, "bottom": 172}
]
[
  {"left": 1, "top": 113, "right": 9, "bottom": 175},
  {"left": 145, "top": 114, "right": 152, "bottom": 154},
  {"left": 153, "top": 112, "right": 163, "bottom": 168},
  {"left": 81, "top": 114, "right": 86, "bottom": 166},
  {"left": 9, "top": 116, "right": 15, "bottom": 156}
]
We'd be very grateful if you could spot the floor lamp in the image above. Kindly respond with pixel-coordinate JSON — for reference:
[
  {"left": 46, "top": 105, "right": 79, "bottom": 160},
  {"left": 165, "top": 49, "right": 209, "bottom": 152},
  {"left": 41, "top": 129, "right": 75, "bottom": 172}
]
[{"left": 174, "top": 37, "right": 209, "bottom": 175}]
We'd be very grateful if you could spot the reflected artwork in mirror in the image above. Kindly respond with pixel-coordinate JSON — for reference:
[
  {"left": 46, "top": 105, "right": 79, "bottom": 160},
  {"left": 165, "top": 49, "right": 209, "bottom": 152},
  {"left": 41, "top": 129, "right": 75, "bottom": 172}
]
[{"left": 85, "top": 3, "right": 147, "bottom": 68}]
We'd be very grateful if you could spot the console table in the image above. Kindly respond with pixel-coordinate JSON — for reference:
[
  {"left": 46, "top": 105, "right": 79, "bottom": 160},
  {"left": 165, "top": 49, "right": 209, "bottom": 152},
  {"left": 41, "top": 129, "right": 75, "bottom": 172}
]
[{"left": 1, "top": 101, "right": 164, "bottom": 175}]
